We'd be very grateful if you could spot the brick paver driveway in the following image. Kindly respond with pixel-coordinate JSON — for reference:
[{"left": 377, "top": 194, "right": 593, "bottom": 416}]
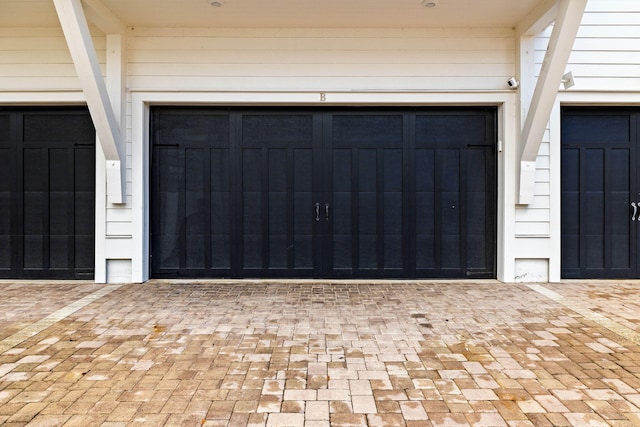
[{"left": 1, "top": 280, "right": 640, "bottom": 426}]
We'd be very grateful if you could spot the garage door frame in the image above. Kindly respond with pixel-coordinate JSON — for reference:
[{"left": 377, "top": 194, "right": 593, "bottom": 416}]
[{"left": 131, "top": 92, "right": 514, "bottom": 283}]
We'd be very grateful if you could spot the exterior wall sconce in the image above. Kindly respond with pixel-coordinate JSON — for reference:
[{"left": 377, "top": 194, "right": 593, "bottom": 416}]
[{"left": 562, "top": 71, "right": 575, "bottom": 89}]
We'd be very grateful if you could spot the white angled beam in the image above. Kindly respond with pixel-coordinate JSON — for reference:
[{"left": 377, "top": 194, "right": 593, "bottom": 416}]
[
  {"left": 518, "top": 0, "right": 587, "bottom": 204},
  {"left": 53, "top": 0, "right": 126, "bottom": 203},
  {"left": 86, "top": 0, "right": 127, "bottom": 204},
  {"left": 82, "top": 0, "right": 125, "bottom": 34},
  {"left": 516, "top": 0, "right": 559, "bottom": 37}
]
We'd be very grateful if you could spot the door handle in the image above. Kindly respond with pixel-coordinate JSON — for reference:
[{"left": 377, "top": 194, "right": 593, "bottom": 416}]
[
  {"left": 315, "top": 203, "right": 320, "bottom": 222},
  {"left": 633, "top": 202, "right": 638, "bottom": 221},
  {"left": 325, "top": 203, "right": 330, "bottom": 221}
]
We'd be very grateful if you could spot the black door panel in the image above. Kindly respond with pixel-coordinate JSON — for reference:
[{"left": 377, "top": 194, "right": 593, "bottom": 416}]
[
  {"left": 413, "top": 111, "right": 496, "bottom": 278},
  {"left": 561, "top": 108, "right": 638, "bottom": 278},
  {"left": 151, "top": 110, "right": 234, "bottom": 277},
  {"left": 151, "top": 107, "right": 496, "bottom": 279},
  {"left": 0, "top": 108, "right": 95, "bottom": 279},
  {"left": 324, "top": 113, "right": 406, "bottom": 277},
  {"left": 238, "top": 113, "right": 317, "bottom": 277}
]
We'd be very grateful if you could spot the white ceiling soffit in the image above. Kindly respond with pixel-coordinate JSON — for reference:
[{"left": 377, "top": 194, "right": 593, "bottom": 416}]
[{"left": 5, "top": 0, "right": 547, "bottom": 29}]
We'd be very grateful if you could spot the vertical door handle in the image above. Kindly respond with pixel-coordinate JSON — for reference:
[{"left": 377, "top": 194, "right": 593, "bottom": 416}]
[
  {"left": 325, "top": 203, "right": 330, "bottom": 221},
  {"left": 315, "top": 203, "right": 320, "bottom": 222},
  {"left": 632, "top": 202, "right": 638, "bottom": 221}
]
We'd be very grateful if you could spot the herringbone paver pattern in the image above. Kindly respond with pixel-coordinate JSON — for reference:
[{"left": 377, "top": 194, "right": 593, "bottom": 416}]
[{"left": 1, "top": 280, "right": 640, "bottom": 426}]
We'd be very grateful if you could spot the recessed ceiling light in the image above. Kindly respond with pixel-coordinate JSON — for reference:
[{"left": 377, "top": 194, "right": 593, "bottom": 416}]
[{"left": 422, "top": 0, "right": 437, "bottom": 7}]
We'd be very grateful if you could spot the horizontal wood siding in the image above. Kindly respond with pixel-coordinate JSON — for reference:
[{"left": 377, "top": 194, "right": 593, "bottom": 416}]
[
  {"left": 128, "top": 28, "right": 516, "bottom": 91},
  {"left": 536, "top": 0, "right": 640, "bottom": 91},
  {"left": 0, "top": 28, "right": 105, "bottom": 91},
  {"left": 106, "top": 116, "right": 133, "bottom": 238},
  {"left": 516, "top": 136, "right": 551, "bottom": 236}
]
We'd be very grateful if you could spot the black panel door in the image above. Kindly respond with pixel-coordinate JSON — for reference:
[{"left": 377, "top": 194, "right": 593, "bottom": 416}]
[
  {"left": 562, "top": 108, "right": 638, "bottom": 278},
  {"left": 0, "top": 108, "right": 95, "bottom": 279},
  {"left": 413, "top": 111, "right": 496, "bottom": 278},
  {"left": 324, "top": 112, "right": 407, "bottom": 278},
  {"left": 238, "top": 112, "right": 320, "bottom": 277},
  {"left": 152, "top": 109, "right": 322, "bottom": 278},
  {"left": 151, "top": 107, "right": 496, "bottom": 279},
  {"left": 151, "top": 109, "right": 235, "bottom": 277}
]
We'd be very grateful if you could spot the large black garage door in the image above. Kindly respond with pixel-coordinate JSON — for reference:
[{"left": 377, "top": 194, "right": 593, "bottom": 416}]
[
  {"left": 151, "top": 107, "right": 496, "bottom": 279},
  {"left": 562, "top": 107, "right": 639, "bottom": 278},
  {"left": 0, "top": 108, "right": 95, "bottom": 279}
]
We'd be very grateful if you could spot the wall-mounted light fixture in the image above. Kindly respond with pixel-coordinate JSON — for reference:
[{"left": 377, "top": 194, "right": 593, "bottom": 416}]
[
  {"left": 422, "top": 0, "right": 437, "bottom": 7},
  {"left": 210, "top": 0, "right": 224, "bottom": 6},
  {"left": 561, "top": 71, "right": 575, "bottom": 89}
]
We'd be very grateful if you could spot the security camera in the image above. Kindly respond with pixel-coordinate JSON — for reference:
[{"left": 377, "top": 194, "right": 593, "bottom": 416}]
[{"left": 507, "top": 77, "right": 519, "bottom": 89}]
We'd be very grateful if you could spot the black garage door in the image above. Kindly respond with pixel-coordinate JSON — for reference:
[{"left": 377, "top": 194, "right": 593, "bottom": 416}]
[
  {"left": 0, "top": 108, "right": 95, "bottom": 279},
  {"left": 151, "top": 107, "right": 496, "bottom": 279},
  {"left": 562, "top": 107, "right": 639, "bottom": 278}
]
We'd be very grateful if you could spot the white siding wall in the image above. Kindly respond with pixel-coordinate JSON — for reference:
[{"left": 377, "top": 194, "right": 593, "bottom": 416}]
[
  {"left": 0, "top": 27, "right": 104, "bottom": 91},
  {"left": 562, "top": 0, "right": 640, "bottom": 91},
  {"left": 535, "top": 1, "right": 640, "bottom": 91},
  {"left": 127, "top": 28, "right": 515, "bottom": 92},
  {"left": 515, "top": 137, "right": 551, "bottom": 237}
]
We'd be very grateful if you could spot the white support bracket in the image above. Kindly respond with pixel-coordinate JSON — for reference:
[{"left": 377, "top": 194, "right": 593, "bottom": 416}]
[
  {"left": 81, "top": 0, "right": 126, "bottom": 34},
  {"left": 516, "top": 0, "right": 559, "bottom": 38},
  {"left": 517, "top": 0, "right": 587, "bottom": 205},
  {"left": 53, "top": 0, "right": 126, "bottom": 204}
]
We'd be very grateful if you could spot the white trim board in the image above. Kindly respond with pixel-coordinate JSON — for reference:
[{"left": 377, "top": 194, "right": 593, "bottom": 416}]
[{"left": 0, "top": 91, "right": 86, "bottom": 104}]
